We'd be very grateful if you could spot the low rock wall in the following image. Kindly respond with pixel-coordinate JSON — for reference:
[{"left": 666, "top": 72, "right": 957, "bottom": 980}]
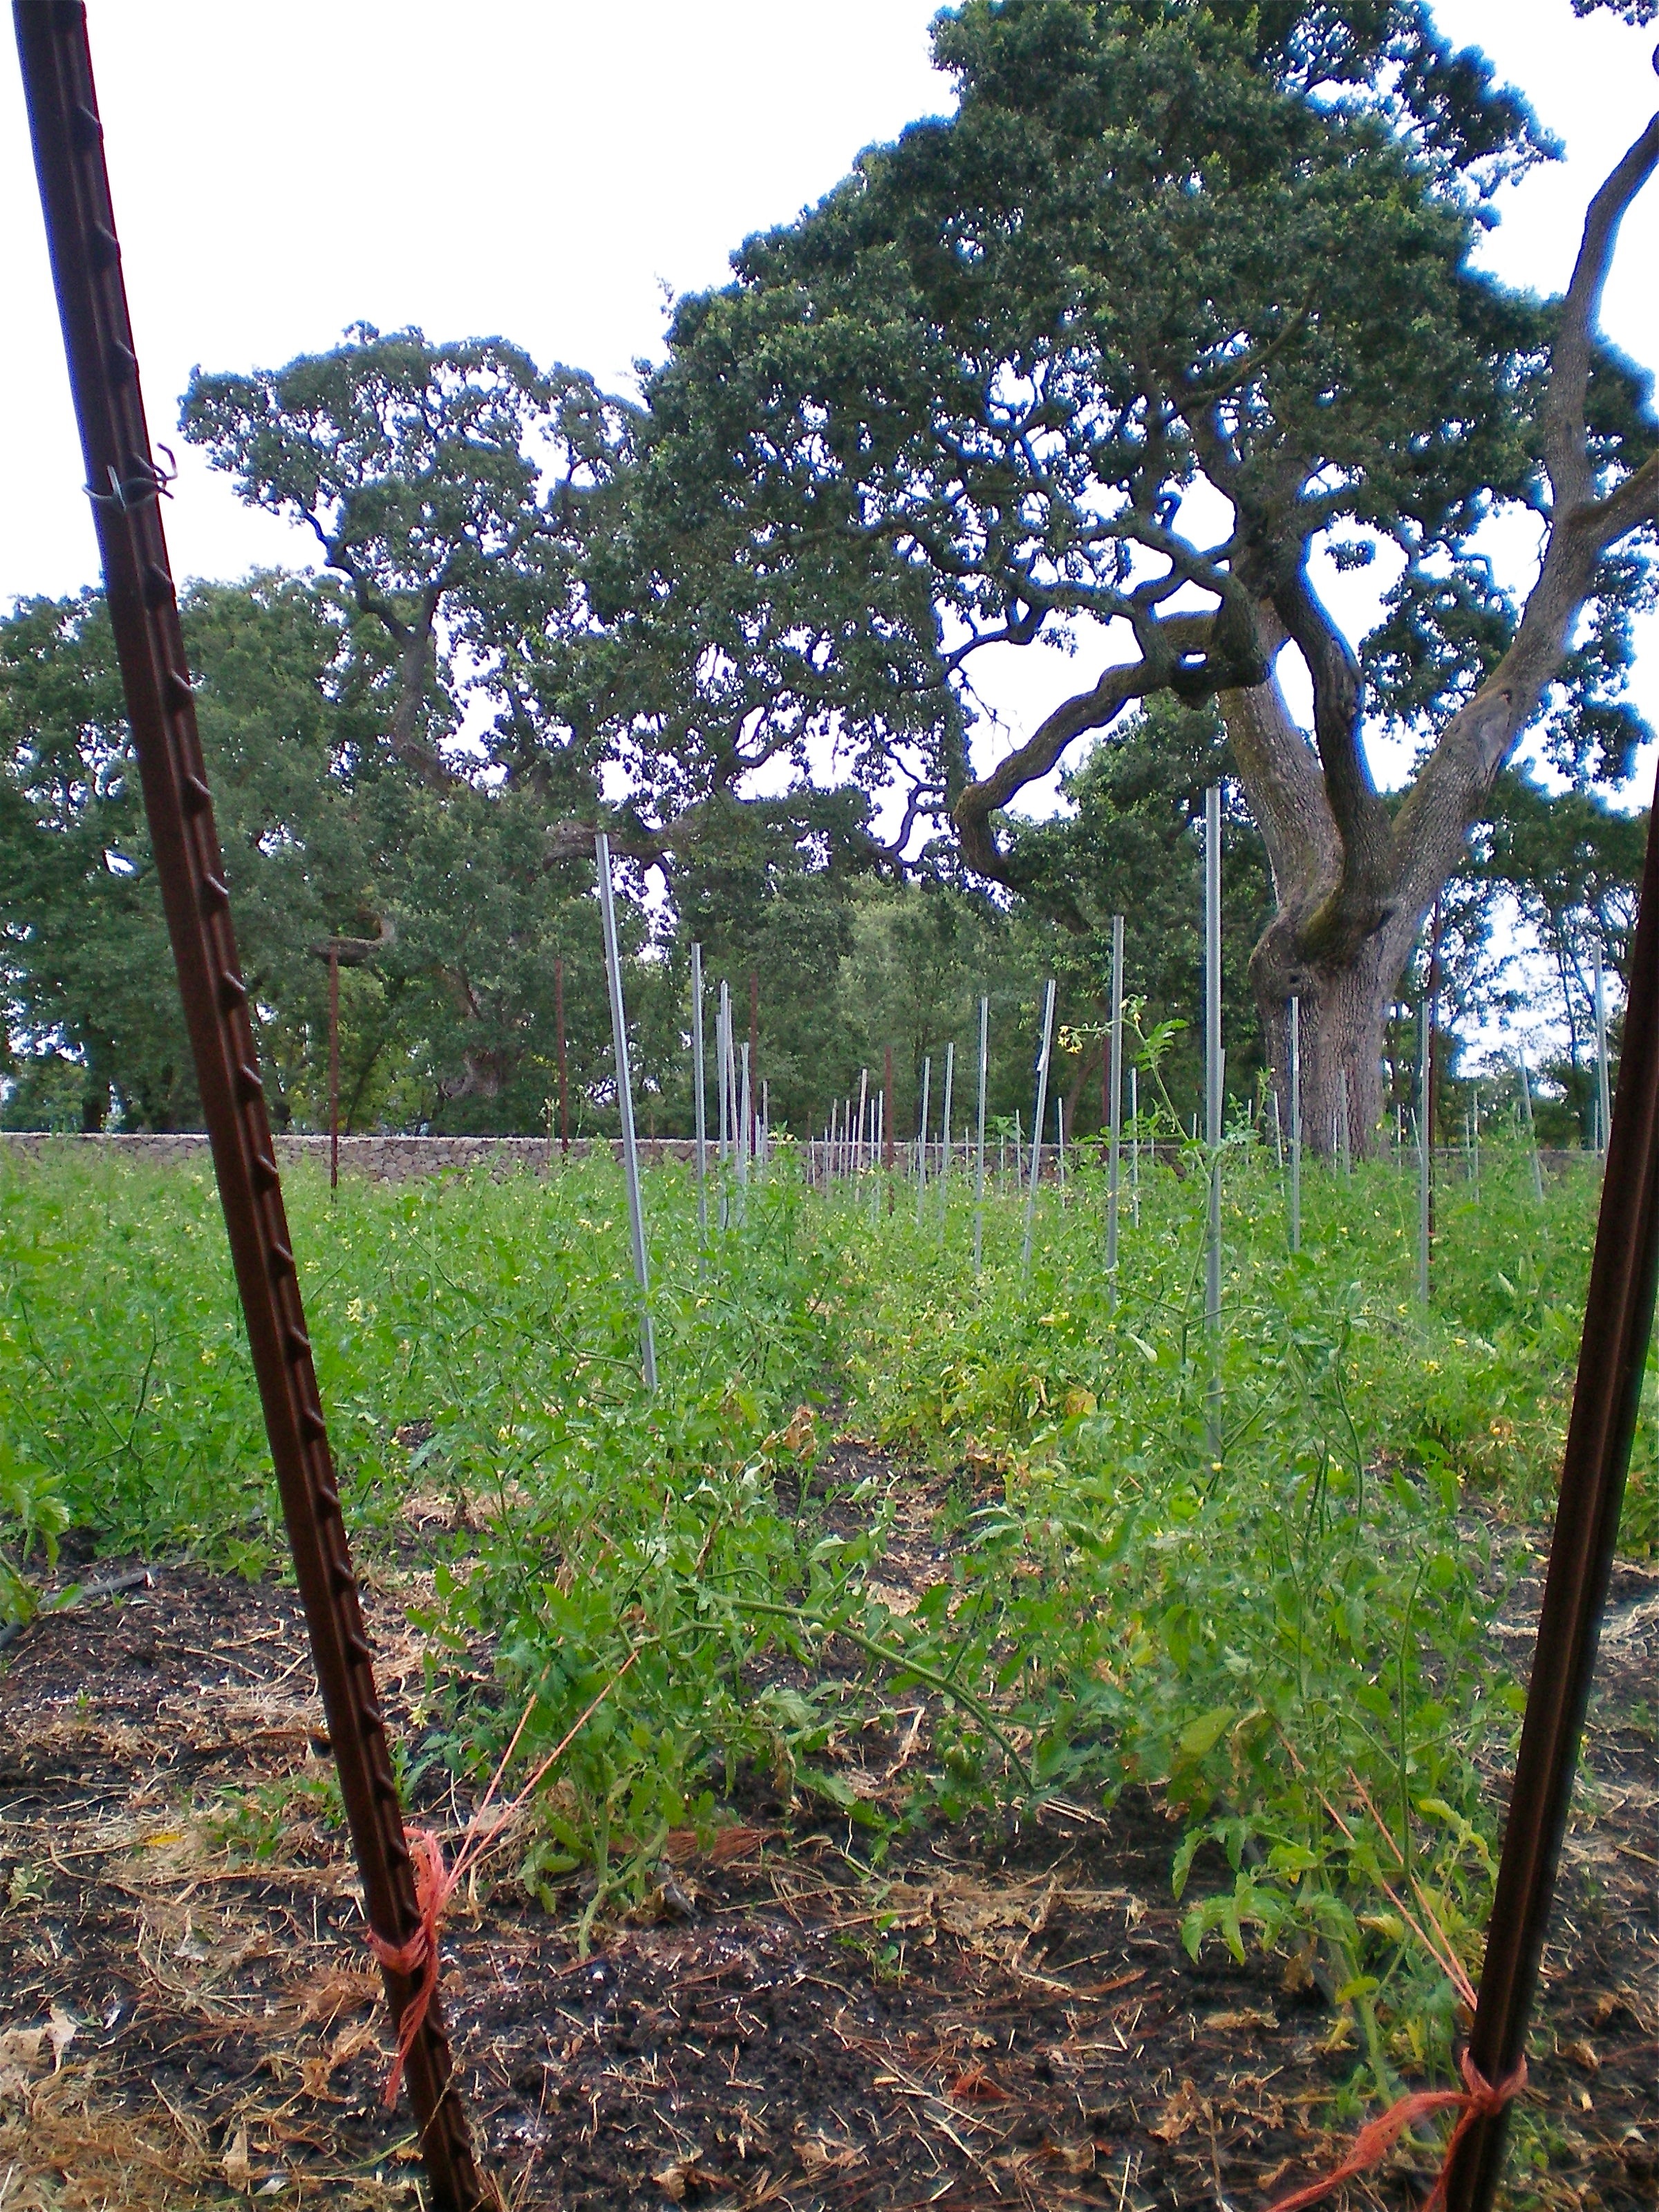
[
  {"left": 0, "top": 1132, "right": 1604, "bottom": 1184},
  {"left": 0, "top": 1132, "right": 697, "bottom": 1181}
]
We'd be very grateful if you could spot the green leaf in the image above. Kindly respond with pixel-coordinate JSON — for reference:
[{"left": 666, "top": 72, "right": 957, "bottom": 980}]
[{"left": 1177, "top": 1707, "right": 1235, "bottom": 1761}]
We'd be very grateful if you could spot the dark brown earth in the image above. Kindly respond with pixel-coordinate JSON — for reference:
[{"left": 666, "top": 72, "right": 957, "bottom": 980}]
[{"left": 0, "top": 1494, "right": 1654, "bottom": 2212}]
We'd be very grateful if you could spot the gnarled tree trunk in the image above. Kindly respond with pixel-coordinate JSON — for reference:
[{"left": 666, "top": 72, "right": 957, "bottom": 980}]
[
  {"left": 1221, "top": 648, "right": 1452, "bottom": 1159},
  {"left": 1220, "top": 115, "right": 1659, "bottom": 1155}
]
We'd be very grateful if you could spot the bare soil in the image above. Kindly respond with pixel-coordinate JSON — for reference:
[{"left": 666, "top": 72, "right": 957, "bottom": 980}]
[{"left": 1, "top": 1480, "right": 1654, "bottom": 2212}]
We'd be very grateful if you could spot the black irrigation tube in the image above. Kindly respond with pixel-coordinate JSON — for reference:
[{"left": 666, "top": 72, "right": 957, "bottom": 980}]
[
  {"left": 12, "top": 6, "right": 487, "bottom": 2205},
  {"left": 0, "top": 1564, "right": 154, "bottom": 1654}
]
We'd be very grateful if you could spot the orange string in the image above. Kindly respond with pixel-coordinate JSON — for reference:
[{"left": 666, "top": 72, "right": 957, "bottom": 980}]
[
  {"left": 363, "top": 1650, "right": 641, "bottom": 2108},
  {"left": 366, "top": 1829, "right": 457, "bottom": 2108},
  {"left": 1267, "top": 2051, "right": 1527, "bottom": 2212}
]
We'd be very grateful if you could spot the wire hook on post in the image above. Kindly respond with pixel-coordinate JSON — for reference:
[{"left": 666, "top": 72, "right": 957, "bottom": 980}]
[{"left": 84, "top": 440, "right": 176, "bottom": 512}]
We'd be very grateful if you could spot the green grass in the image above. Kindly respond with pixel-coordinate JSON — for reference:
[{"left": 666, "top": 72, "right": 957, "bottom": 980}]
[{"left": 0, "top": 1132, "right": 1648, "bottom": 2097}]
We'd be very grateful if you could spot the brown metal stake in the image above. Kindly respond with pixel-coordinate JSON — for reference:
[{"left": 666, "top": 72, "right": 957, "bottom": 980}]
[
  {"left": 1443, "top": 779, "right": 1659, "bottom": 2212},
  {"left": 15, "top": 8, "right": 487, "bottom": 2204}
]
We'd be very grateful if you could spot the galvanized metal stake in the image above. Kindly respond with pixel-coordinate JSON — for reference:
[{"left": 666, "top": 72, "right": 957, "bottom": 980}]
[
  {"left": 691, "top": 943, "right": 708, "bottom": 1250},
  {"left": 939, "top": 1040, "right": 955, "bottom": 1226},
  {"left": 1338, "top": 1072, "right": 1351, "bottom": 1181},
  {"left": 883, "top": 1046, "right": 895, "bottom": 1179},
  {"left": 1106, "top": 913, "right": 1124, "bottom": 1303},
  {"left": 13, "top": 8, "right": 486, "bottom": 2200},
  {"left": 554, "top": 952, "right": 570, "bottom": 1159},
  {"left": 716, "top": 981, "right": 731, "bottom": 1232},
  {"left": 1204, "top": 787, "right": 1222, "bottom": 1459},
  {"left": 1418, "top": 997, "right": 1432, "bottom": 1306},
  {"left": 1022, "top": 980, "right": 1057, "bottom": 1278},
  {"left": 973, "top": 995, "right": 988, "bottom": 1274},
  {"left": 916, "top": 1056, "right": 931, "bottom": 1225},
  {"left": 327, "top": 943, "right": 341, "bottom": 1194},
  {"left": 1519, "top": 1049, "right": 1545, "bottom": 1203},
  {"left": 1593, "top": 937, "right": 1612, "bottom": 1159},
  {"left": 595, "top": 835, "right": 657, "bottom": 1391},
  {"left": 736, "top": 1042, "right": 751, "bottom": 1224},
  {"left": 1288, "top": 995, "right": 1303, "bottom": 1255}
]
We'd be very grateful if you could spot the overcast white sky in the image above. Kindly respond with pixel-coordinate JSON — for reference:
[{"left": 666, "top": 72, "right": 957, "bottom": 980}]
[{"left": 1, "top": 0, "right": 1656, "bottom": 818}]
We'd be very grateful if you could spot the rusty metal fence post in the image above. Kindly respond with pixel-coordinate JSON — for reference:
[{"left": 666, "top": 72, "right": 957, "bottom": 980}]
[
  {"left": 13, "top": 6, "right": 487, "bottom": 2204},
  {"left": 1444, "top": 777, "right": 1659, "bottom": 2212}
]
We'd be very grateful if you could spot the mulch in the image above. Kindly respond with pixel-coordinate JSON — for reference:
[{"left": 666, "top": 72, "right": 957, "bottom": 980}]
[{"left": 1, "top": 1525, "right": 1655, "bottom": 2211}]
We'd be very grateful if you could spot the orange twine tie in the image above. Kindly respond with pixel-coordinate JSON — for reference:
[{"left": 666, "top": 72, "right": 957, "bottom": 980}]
[
  {"left": 1266, "top": 2050, "right": 1528, "bottom": 2212},
  {"left": 360, "top": 1649, "right": 640, "bottom": 2110},
  {"left": 366, "top": 1828, "right": 458, "bottom": 2109}
]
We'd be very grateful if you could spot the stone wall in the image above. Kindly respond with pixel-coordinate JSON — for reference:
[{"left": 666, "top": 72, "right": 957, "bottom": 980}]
[
  {"left": 0, "top": 1132, "right": 1603, "bottom": 1184},
  {"left": 0, "top": 1132, "right": 699, "bottom": 1181}
]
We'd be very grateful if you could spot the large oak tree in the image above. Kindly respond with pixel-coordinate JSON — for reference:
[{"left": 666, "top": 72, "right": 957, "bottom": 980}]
[{"left": 620, "top": 0, "right": 1659, "bottom": 1150}]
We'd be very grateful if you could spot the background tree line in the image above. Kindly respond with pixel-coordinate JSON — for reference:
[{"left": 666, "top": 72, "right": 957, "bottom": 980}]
[{"left": 1, "top": 552, "right": 1636, "bottom": 1147}]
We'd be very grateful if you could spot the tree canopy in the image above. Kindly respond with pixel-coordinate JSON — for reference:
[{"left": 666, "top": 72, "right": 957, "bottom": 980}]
[{"left": 6, "top": 4, "right": 1658, "bottom": 1150}]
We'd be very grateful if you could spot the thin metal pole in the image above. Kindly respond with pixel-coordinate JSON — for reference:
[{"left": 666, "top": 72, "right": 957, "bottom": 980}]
[
  {"left": 749, "top": 968, "right": 760, "bottom": 1162},
  {"left": 1130, "top": 1064, "right": 1140, "bottom": 1224},
  {"left": 691, "top": 943, "right": 707, "bottom": 1249},
  {"left": 595, "top": 834, "right": 656, "bottom": 1391},
  {"left": 916, "top": 1055, "right": 931, "bottom": 1224},
  {"left": 1418, "top": 997, "right": 1432, "bottom": 1306},
  {"left": 856, "top": 1066, "right": 869, "bottom": 1178},
  {"left": 1444, "top": 789, "right": 1659, "bottom": 2212},
  {"left": 1428, "top": 895, "right": 1445, "bottom": 1245},
  {"left": 1107, "top": 913, "right": 1124, "bottom": 1302},
  {"left": 13, "top": 10, "right": 485, "bottom": 2200},
  {"left": 328, "top": 943, "right": 340, "bottom": 1197},
  {"left": 1519, "top": 1049, "right": 1545, "bottom": 1203},
  {"left": 1205, "top": 785, "right": 1222, "bottom": 1358},
  {"left": 973, "top": 994, "right": 988, "bottom": 1273},
  {"left": 1593, "top": 937, "right": 1612, "bottom": 1159},
  {"left": 939, "top": 1040, "right": 955, "bottom": 1224},
  {"left": 1289, "top": 995, "right": 1302, "bottom": 1255},
  {"left": 716, "top": 981, "right": 731, "bottom": 1232},
  {"left": 1338, "top": 1072, "right": 1351, "bottom": 1181},
  {"left": 736, "top": 1043, "right": 751, "bottom": 1223},
  {"left": 883, "top": 1045, "right": 895, "bottom": 1178},
  {"left": 1022, "top": 980, "right": 1057, "bottom": 1277},
  {"left": 555, "top": 952, "right": 570, "bottom": 1159}
]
